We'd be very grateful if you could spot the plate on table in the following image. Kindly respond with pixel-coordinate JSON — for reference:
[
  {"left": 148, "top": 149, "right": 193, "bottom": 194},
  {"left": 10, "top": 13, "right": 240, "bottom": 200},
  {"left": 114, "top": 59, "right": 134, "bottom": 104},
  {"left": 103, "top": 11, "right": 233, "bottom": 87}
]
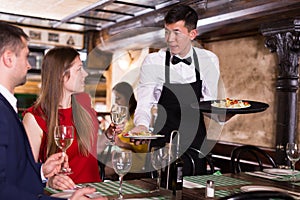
[
  {"left": 240, "top": 185, "right": 285, "bottom": 192},
  {"left": 263, "top": 168, "right": 298, "bottom": 176},
  {"left": 191, "top": 100, "right": 269, "bottom": 114}
]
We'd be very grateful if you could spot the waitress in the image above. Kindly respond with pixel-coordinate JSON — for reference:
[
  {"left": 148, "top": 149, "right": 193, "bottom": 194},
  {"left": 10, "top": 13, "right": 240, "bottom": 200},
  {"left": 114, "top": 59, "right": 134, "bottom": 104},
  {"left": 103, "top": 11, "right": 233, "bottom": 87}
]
[{"left": 131, "top": 5, "right": 220, "bottom": 175}]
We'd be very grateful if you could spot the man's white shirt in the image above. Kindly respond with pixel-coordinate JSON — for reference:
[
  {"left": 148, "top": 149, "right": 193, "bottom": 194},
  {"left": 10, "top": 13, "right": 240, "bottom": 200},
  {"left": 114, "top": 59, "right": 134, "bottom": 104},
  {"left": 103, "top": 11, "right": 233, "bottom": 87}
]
[{"left": 134, "top": 47, "right": 220, "bottom": 128}]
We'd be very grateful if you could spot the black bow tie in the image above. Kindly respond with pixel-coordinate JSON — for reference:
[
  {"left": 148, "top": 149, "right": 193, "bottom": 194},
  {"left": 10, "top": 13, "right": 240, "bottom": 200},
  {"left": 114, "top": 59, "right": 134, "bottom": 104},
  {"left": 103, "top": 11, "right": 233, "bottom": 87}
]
[{"left": 171, "top": 56, "right": 192, "bottom": 65}]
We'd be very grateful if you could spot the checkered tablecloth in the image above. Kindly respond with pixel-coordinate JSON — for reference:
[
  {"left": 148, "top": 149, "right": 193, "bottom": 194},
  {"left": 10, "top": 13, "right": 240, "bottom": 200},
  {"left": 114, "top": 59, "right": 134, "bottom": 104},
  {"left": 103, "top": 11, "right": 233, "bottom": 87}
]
[
  {"left": 183, "top": 174, "right": 252, "bottom": 187},
  {"left": 183, "top": 175, "right": 251, "bottom": 198},
  {"left": 45, "top": 181, "right": 150, "bottom": 197}
]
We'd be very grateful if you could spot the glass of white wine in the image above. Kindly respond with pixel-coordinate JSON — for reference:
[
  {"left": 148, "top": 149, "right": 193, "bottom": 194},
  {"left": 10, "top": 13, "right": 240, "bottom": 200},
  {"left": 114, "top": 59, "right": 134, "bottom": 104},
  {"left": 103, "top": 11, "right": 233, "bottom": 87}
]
[
  {"left": 286, "top": 142, "right": 300, "bottom": 181},
  {"left": 112, "top": 149, "right": 132, "bottom": 199},
  {"left": 54, "top": 125, "right": 74, "bottom": 175},
  {"left": 109, "top": 104, "right": 128, "bottom": 145}
]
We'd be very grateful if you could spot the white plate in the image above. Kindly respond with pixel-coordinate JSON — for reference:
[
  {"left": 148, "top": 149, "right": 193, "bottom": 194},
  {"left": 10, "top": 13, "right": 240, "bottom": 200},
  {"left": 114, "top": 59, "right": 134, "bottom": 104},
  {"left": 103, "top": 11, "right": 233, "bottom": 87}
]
[
  {"left": 240, "top": 185, "right": 285, "bottom": 192},
  {"left": 263, "top": 168, "right": 298, "bottom": 176},
  {"left": 123, "top": 135, "right": 165, "bottom": 139}
]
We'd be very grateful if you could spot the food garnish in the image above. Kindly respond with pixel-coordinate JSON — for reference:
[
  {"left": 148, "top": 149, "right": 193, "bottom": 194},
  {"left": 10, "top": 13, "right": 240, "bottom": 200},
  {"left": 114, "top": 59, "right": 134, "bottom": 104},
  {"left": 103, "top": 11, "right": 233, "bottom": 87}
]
[{"left": 211, "top": 98, "right": 250, "bottom": 108}]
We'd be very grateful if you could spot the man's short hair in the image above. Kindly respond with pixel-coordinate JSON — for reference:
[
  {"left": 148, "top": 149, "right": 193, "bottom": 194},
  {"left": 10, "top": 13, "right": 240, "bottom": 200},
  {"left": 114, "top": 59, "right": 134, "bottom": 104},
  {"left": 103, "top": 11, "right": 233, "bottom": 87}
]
[
  {"left": 164, "top": 5, "right": 198, "bottom": 31},
  {"left": 0, "top": 22, "right": 29, "bottom": 56}
]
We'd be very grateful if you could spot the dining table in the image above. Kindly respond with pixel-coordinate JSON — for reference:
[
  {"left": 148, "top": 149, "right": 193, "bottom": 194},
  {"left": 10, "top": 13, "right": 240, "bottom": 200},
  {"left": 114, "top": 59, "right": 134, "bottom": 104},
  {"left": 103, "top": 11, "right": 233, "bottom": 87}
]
[{"left": 45, "top": 170, "right": 300, "bottom": 199}]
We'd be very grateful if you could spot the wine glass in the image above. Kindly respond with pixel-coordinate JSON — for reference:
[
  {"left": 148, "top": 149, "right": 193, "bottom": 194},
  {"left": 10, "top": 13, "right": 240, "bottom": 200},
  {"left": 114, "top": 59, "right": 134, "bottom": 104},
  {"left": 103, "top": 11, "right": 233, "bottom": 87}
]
[
  {"left": 150, "top": 146, "right": 169, "bottom": 193},
  {"left": 109, "top": 104, "right": 128, "bottom": 145},
  {"left": 112, "top": 149, "right": 132, "bottom": 199},
  {"left": 54, "top": 125, "right": 74, "bottom": 175},
  {"left": 286, "top": 143, "right": 300, "bottom": 181}
]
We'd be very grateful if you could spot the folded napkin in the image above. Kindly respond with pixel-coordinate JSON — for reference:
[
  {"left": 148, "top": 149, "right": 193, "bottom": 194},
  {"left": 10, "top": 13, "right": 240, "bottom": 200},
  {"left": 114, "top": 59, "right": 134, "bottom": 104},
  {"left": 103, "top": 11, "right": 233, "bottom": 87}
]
[{"left": 183, "top": 180, "right": 205, "bottom": 189}]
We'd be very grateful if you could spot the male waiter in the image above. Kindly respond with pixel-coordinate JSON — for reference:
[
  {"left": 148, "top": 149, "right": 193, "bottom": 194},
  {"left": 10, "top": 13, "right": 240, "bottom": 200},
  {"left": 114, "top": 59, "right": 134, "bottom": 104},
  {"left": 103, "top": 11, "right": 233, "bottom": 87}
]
[{"left": 131, "top": 5, "right": 220, "bottom": 175}]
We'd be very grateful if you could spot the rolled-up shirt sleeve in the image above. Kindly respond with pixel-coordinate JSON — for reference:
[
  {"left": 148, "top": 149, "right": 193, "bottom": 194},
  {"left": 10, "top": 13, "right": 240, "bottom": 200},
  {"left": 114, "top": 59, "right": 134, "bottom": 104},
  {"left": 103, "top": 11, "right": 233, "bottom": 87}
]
[{"left": 199, "top": 50, "right": 220, "bottom": 101}]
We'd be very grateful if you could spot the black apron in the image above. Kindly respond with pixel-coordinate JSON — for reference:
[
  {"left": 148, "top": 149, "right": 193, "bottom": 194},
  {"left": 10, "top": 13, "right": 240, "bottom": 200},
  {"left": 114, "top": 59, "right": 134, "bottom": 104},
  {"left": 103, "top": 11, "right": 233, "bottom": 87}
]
[{"left": 151, "top": 49, "right": 207, "bottom": 175}]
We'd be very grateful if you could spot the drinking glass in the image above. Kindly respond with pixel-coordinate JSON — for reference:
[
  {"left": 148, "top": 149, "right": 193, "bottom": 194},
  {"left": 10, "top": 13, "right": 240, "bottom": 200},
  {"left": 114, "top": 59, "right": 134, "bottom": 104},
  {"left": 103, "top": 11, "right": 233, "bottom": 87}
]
[
  {"left": 109, "top": 104, "right": 128, "bottom": 145},
  {"left": 54, "top": 125, "right": 74, "bottom": 175},
  {"left": 150, "top": 146, "right": 169, "bottom": 193},
  {"left": 112, "top": 149, "right": 132, "bottom": 199},
  {"left": 286, "top": 142, "right": 300, "bottom": 181}
]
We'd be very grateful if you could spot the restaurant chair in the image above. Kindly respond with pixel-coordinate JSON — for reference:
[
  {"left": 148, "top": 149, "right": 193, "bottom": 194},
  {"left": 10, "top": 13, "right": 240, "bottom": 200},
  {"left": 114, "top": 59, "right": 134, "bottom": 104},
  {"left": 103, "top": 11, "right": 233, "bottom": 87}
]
[
  {"left": 220, "top": 190, "right": 295, "bottom": 200},
  {"left": 182, "top": 147, "right": 215, "bottom": 175},
  {"left": 230, "top": 145, "right": 277, "bottom": 174}
]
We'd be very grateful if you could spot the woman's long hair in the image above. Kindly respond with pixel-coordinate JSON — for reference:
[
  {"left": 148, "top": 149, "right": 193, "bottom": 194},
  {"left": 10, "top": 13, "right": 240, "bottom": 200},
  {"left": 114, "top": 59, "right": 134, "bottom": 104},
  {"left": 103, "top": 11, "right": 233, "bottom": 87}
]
[{"left": 34, "top": 46, "right": 94, "bottom": 157}]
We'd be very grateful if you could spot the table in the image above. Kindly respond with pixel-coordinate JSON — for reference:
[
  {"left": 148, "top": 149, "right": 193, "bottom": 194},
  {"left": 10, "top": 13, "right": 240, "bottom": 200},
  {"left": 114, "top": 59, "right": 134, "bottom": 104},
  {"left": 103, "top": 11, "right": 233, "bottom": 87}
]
[
  {"left": 45, "top": 172, "right": 300, "bottom": 199},
  {"left": 182, "top": 173, "right": 300, "bottom": 199}
]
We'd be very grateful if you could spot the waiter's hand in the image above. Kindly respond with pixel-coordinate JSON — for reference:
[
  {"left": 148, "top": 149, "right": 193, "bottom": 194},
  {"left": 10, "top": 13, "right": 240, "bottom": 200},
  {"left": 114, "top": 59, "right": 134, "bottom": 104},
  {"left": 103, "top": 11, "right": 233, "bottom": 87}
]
[
  {"left": 206, "top": 113, "right": 236, "bottom": 123},
  {"left": 130, "top": 125, "right": 149, "bottom": 145}
]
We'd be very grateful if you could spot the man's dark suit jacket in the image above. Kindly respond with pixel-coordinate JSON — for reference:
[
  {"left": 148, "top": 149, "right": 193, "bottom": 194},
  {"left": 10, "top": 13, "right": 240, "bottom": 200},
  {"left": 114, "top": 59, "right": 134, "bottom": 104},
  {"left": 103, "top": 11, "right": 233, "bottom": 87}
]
[{"left": 0, "top": 93, "right": 62, "bottom": 200}]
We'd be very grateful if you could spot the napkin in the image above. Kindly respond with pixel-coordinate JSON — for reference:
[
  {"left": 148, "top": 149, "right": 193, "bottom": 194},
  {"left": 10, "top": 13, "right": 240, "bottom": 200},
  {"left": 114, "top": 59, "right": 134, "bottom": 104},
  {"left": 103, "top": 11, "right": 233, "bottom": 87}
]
[{"left": 183, "top": 180, "right": 205, "bottom": 189}]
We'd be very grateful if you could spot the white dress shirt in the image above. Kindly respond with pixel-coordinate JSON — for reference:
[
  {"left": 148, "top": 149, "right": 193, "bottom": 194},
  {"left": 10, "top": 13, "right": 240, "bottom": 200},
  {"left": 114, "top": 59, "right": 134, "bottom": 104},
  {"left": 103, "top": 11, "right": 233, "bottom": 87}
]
[
  {"left": 0, "top": 84, "right": 18, "bottom": 113},
  {"left": 134, "top": 47, "right": 220, "bottom": 128}
]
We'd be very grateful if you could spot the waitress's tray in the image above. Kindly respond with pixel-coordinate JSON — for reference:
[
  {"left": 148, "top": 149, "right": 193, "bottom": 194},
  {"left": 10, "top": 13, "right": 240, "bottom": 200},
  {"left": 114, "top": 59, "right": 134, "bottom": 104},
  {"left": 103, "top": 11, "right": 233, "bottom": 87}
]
[{"left": 191, "top": 100, "right": 269, "bottom": 114}]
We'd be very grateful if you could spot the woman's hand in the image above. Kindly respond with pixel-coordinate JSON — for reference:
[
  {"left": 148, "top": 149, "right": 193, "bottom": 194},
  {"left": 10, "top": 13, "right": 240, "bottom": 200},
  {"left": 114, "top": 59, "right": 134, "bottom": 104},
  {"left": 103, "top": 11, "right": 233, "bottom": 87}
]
[
  {"left": 48, "top": 174, "right": 75, "bottom": 190},
  {"left": 104, "top": 123, "right": 125, "bottom": 140}
]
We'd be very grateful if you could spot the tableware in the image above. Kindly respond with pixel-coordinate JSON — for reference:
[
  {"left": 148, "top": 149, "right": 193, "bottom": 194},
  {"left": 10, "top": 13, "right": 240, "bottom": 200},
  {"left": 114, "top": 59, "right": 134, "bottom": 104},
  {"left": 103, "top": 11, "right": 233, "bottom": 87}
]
[
  {"left": 112, "top": 149, "right": 132, "bottom": 199},
  {"left": 108, "top": 105, "right": 128, "bottom": 145},
  {"left": 183, "top": 180, "right": 205, "bottom": 188},
  {"left": 150, "top": 146, "right": 169, "bottom": 193},
  {"left": 54, "top": 125, "right": 74, "bottom": 175},
  {"left": 245, "top": 171, "right": 284, "bottom": 180},
  {"left": 240, "top": 185, "right": 285, "bottom": 192},
  {"left": 263, "top": 168, "right": 298, "bottom": 176},
  {"left": 123, "top": 132, "right": 165, "bottom": 140},
  {"left": 191, "top": 100, "right": 269, "bottom": 114},
  {"left": 286, "top": 143, "right": 300, "bottom": 181},
  {"left": 240, "top": 185, "right": 300, "bottom": 198}
]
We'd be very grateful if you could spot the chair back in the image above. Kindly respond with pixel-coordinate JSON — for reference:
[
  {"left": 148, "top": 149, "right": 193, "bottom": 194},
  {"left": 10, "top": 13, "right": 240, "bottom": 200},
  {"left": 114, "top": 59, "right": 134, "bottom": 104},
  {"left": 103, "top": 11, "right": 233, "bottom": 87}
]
[
  {"left": 182, "top": 147, "right": 215, "bottom": 175},
  {"left": 230, "top": 145, "right": 277, "bottom": 174}
]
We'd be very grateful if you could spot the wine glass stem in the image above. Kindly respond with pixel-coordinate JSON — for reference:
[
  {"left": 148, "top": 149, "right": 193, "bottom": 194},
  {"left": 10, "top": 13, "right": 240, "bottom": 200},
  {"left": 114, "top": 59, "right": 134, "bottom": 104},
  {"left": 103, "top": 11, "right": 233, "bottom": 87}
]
[
  {"left": 113, "top": 128, "right": 116, "bottom": 142},
  {"left": 292, "top": 162, "right": 296, "bottom": 181},
  {"left": 61, "top": 150, "right": 67, "bottom": 171},
  {"left": 156, "top": 169, "right": 161, "bottom": 191},
  {"left": 119, "top": 175, "right": 124, "bottom": 199}
]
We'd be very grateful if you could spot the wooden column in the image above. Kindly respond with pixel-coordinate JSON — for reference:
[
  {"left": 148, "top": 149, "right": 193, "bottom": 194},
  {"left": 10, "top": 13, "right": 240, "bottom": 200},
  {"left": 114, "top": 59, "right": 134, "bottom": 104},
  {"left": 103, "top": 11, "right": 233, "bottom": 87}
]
[{"left": 261, "top": 19, "right": 300, "bottom": 165}]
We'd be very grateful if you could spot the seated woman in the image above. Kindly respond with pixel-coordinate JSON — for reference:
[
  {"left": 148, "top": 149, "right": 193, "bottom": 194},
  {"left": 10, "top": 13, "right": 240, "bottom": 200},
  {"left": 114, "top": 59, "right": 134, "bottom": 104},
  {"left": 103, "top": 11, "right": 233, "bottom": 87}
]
[
  {"left": 23, "top": 47, "right": 101, "bottom": 190},
  {"left": 104, "top": 82, "right": 148, "bottom": 177}
]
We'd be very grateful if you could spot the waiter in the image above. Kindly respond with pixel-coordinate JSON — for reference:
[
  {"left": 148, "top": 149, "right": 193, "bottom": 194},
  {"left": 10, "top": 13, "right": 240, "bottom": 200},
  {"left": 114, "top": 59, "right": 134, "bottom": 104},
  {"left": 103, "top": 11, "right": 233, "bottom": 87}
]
[{"left": 131, "top": 5, "right": 220, "bottom": 175}]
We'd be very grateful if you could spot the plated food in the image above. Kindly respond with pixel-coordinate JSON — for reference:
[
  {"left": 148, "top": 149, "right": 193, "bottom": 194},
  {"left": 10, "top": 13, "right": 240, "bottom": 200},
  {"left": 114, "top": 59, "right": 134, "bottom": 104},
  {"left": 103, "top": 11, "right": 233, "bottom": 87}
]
[
  {"left": 211, "top": 98, "right": 251, "bottom": 109},
  {"left": 123, "top": 131, "right": 164, "bottom": 139}
]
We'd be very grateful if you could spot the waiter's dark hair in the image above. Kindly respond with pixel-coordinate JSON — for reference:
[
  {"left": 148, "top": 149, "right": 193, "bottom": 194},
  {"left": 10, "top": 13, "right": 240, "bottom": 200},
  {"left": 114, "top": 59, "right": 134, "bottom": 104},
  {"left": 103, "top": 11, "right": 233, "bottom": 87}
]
[{"left": 164, "top": 5, "right": 198, "bottom": 31}]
